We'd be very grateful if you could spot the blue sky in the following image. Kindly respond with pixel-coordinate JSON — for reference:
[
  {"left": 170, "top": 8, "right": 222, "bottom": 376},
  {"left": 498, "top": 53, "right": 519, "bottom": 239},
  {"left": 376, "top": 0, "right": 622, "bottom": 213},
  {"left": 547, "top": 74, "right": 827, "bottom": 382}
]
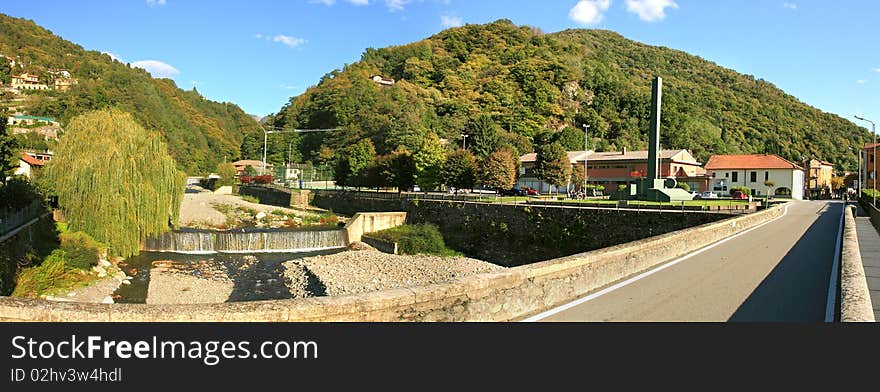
[{"left": 1, "top": 0, "right": 877, "bottom": 131}]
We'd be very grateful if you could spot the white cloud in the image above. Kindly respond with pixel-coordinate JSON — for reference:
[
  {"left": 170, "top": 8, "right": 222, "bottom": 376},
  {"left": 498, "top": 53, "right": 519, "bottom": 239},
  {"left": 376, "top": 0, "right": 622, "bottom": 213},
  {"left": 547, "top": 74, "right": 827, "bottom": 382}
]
[
  {"left": 569, "top": 0, "right": 611, "bottom": 25},
  {"left": 272, "top": 35, "right": 307, "bottom": 48},
  {"left": 279, "top": 84, "right": 298, "bottom": 90},
  {"left": 857, "top": 80, "right": 867, "bottom": 85},
  {"left": 783, "top": 2, "right": 797, "bottom": 10},
  {"left": 146, "top": 0, "right": 166, "bottom": 7},
  {"left": 441, "top": 15, "right": 463, "bottom": 28},
  {"left": 872, "top": 68, "right": 880, "bottom": 73},
  {"left": 131, "top": 60, "right": 179, "bottom": 78},
  {"left": 386, "top": 0, "right": 408, "bottom": 11},
  {"left": 625, "top": 0, "right": 678, "bottom": 22}
]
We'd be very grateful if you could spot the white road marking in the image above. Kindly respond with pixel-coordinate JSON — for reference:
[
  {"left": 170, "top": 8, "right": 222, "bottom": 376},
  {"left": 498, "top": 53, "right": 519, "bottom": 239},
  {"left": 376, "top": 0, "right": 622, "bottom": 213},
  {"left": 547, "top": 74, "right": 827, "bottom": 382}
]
[
  {"left": 825, "top": 202, "right": 845, "bottom": 322},
  {"left": 522, "top": 203, "right": 792, "bottom": 322}
]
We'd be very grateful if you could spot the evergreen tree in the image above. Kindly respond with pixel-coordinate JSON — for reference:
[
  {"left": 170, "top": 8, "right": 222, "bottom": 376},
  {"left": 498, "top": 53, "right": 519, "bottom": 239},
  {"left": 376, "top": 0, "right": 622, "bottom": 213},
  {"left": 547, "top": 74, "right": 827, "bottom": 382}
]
[
  {"left": 467, "top": 114, "right": 500, "bottom": 160},
  {"left": 442, "top": 149, "right": 477, "bottom": 190},
  {"left": 534, "top": 142, "right": 571, "bottom": 191},
  {"left": 413, "top": 133, "right": 446, "bottom": 191},
  {"left": 0, "top": 112, "right": 18, "bottom": 183},
  {"left": 479, "top": 147, "right": 517, "bottom": 190},
  {"left": 44, "top": 109, "right": 186, "bottom": 257}
]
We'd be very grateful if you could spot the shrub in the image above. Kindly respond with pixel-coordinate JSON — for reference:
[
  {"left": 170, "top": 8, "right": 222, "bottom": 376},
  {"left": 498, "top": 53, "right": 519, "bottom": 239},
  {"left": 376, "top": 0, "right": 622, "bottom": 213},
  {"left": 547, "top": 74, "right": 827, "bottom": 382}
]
[
  {"left": 11, "top": 250, "right": 98, "bottom": 298},
  {"left": 59, "top": 231, "right": 104, "bottom": 270},
  {"left": 677, "top": 183, "right": 691, "bottom": 192},
  {"left": 240, "top": 195, "right": 260, "bottom": 204},
  {"left": 372, "top": 224, "right": 461, "bottom": 256}
]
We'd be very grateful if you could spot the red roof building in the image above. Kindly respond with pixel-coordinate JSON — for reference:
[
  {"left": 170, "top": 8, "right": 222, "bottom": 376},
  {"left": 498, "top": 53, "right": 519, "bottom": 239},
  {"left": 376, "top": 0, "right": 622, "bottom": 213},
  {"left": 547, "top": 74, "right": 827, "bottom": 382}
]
[{"left": 705, "top": 154, "right": 805, "bottom": 199}]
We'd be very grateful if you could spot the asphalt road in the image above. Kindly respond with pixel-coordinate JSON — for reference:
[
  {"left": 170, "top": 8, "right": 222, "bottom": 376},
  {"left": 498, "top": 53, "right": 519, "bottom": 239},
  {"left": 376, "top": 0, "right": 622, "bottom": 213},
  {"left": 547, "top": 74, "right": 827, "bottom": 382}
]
[{"left": 536, "top": 201, "right": 843, "bottom": 322}]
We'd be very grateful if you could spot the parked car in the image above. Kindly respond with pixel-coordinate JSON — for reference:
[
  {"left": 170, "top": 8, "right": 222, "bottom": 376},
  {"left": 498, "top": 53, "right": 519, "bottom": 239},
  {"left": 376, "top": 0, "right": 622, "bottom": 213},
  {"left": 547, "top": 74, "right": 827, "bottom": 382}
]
[
  {"left": 525, "top": 187, "right": 539, "bottom": 196},
  {"left": 730, "top": 190, "right": 749, "bottom": 200},
  {"left": 499, "top": 187, "right": 526, "bottom": 196},
  {"left": 695, "top": 191, "right": 718, "bottom": 199}
]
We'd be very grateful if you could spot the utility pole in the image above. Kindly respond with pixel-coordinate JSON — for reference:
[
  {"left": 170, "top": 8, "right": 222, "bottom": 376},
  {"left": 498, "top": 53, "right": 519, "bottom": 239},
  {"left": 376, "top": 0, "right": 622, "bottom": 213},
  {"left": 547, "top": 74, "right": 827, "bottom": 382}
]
[
  {"left": 855, "top": 115, "right": 876, "bottom": 206},
  {"left": 261, "top": 126, "right": 340, "bottom": 179}
]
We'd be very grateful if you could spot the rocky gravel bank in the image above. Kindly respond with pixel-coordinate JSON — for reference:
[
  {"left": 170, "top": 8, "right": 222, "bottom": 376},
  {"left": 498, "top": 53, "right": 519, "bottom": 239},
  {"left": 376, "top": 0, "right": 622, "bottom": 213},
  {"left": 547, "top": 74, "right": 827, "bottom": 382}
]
[{"left": 284, "top": 250, "right": 503, "bottom": 297}]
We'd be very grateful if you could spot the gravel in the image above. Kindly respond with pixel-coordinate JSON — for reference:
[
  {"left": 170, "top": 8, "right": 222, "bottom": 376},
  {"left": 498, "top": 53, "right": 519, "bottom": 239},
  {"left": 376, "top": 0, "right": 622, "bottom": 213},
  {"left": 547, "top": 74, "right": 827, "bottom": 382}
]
[
  {"left": 146, "top": 260, "right": 234, "bottom": 304},
  {"left": 283, "top": 250, "right": 503, "bottom": 297}
]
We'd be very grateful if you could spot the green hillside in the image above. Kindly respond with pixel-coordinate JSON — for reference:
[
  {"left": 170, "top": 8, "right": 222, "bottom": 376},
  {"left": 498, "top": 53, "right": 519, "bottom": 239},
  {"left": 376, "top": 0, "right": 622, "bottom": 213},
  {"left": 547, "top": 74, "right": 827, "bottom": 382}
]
[
  {"left": 0, "top": 14, "right": 260, "bottom": 174},
  {"left": 270, "top": 19, "right": 869, "bottom": 170}
]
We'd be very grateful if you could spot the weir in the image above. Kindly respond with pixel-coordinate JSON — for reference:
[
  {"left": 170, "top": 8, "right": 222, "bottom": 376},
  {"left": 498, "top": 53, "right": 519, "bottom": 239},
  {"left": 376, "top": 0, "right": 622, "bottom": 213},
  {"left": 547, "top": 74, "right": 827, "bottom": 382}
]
[{"left": 143, "top": 228, "right": 347, "bottom": 254}]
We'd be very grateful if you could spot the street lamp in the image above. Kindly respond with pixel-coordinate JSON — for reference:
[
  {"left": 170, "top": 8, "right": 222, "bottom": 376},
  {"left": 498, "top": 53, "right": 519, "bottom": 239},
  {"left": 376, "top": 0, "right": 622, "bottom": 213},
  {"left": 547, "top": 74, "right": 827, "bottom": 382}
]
[
  {"left": 582, "top": 124, "right": 590, "bottom": 191},
  {"left": 460, "top": 133, "right": 469, "bottom": 150},
  {"left": 854, "top": 115, "right": 876, "bottom": 206}
]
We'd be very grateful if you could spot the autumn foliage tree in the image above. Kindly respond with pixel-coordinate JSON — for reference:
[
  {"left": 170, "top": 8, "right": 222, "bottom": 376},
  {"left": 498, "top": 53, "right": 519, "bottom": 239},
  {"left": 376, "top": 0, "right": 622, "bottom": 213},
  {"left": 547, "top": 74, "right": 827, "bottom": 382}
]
[
  {"left": 44, "top": 109, "right": 186, "bottom": 257},
  {"left": 413, "top": 133, "right": 446, "bottom": 191},
  {"left": 479, "top": 148, "right": 517, "bottom": 190}
]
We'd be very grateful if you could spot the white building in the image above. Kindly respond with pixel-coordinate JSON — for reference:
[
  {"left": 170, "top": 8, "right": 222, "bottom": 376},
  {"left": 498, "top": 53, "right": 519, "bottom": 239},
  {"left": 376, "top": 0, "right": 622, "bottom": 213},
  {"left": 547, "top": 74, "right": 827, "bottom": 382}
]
[{"left": 704, "top": 154, "right": 805, "bottom": 200}]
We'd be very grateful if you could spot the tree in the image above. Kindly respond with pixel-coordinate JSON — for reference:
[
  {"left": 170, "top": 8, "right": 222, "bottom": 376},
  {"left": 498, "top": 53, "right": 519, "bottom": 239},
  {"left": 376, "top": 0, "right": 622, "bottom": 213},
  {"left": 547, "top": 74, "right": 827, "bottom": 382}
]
[
  {"left": 334, "top": 138, "right": 376, "bottom": 188},
  {"left": 677, "top": 182, "right": 691, "bottom": 192},
  {"left": 534, "top": 142, "right": 571, "bottom": 193},
  {"left": 467, "top": 114, "right": 500, "bottom": 160},
  {"left": 217, "top": 163, "right": 237, "bottom": 187},
  {"left": 0, "top": 111, "right": 18, "bottom": 183},
  {"left": 44, "top": 109, "right": 186, "bottom": 258},
  {"left": 553, "top": 126, "right": 587, "bottom": 152},
  {"left": 443, "top": 149, "right": 477, "bottom": 190},
  {"left": 413, "top": 133, "right": 446, "bottom": 191},
  {"left": 385, "top": 147, "right": 417, "bottom": 191},
  {"left": 480, "top": 148, "right": 517, "bottom": 190},
  {"left": 764, "top": 180, "right": 775, "bottom": 198},
  {"left": 830, "top": 176, "right": 844, "bottom": 191}
]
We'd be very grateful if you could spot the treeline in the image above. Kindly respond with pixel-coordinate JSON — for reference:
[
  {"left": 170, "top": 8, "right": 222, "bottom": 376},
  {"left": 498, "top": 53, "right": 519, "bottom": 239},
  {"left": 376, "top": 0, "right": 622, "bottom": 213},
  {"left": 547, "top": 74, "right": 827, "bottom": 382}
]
[
  {"left": 0, "top": 14, "right": 261, "bottom": 174},
  {"left": 333, "top": 134, "right": 521, "bottom": 192},
  {"left": 268, "top": 19, "right": 870, "bottom": 172}
]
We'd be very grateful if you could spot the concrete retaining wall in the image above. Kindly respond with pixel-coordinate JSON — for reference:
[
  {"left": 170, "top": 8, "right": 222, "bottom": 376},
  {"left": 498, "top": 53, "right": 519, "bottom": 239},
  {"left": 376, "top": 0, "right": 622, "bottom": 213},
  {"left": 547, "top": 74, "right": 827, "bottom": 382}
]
[
  {"left": 859, "top": 196, "right": 880, "bottom": 233},
  {"left": 0, "top": 204, "right": 786, "bottom": 322},
  {"left": 237, "top": 185, "right": 311, "bottom": 208},
  {"left": 840, "top": 205, "right": 876, "bottom": 322},
  {"left": 344, "top": 212, "right": 407, "bottom": 245},
  {"left": 361, "top": 235, "right": 399, "bottom": 255}
]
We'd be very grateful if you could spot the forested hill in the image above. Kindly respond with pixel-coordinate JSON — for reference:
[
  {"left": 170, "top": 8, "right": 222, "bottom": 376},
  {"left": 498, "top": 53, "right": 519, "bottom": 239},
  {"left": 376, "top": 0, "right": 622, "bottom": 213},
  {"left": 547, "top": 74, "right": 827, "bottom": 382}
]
[
  {"left": 270, "top": 19, "right": 869, "bottom": 170},
  {"left": 0, "top": 14, "right": 260, "bottom": 174}
]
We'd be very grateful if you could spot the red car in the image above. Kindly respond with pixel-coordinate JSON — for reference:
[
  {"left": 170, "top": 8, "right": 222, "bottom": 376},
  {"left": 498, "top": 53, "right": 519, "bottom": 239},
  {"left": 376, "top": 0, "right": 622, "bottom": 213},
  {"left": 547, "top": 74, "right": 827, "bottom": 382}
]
[
  {"left": 731, "top": 190, "right": 748, "bottom": 200},
  {"left": 525, "top": 187, "right": 539, "bottom": 196}
]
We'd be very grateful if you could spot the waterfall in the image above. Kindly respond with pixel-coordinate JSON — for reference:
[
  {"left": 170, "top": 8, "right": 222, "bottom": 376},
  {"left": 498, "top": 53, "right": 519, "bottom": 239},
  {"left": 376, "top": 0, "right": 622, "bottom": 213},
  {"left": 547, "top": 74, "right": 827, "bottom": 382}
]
[{"left": 143, "top": 229, "right": 346, "bottom": 254}]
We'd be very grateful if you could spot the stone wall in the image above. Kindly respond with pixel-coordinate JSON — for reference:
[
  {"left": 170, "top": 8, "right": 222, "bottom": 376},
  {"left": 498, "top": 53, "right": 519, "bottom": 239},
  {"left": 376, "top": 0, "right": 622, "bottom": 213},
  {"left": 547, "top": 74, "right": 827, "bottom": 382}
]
[
  {"left": 313, "top": 191, "right": 730, "bottom": 266},
  {"left": 0, "top": 204, "right": 787, "bottom": 322},
  {"left": 237, "top": 185, "right": 311, "bottom": 208},
  {"left": 840, "top": 205, "right": 875, "bottom": 322}
]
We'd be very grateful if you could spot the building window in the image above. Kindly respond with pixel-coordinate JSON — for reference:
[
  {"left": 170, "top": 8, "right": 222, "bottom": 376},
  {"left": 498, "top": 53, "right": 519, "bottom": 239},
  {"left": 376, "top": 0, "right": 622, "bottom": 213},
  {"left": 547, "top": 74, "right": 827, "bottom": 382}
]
[
  {"left": 725, "top": 172, "right": 729, "bottom": 178},
  {"left": 732, "top": 172, "right": 738, "bottom": 183},
  {"left": 765, "top": 171, "right": 769, "bottom": 181},
  {"left": 750, "top": 172, "right": 757, "bottom": 183}
]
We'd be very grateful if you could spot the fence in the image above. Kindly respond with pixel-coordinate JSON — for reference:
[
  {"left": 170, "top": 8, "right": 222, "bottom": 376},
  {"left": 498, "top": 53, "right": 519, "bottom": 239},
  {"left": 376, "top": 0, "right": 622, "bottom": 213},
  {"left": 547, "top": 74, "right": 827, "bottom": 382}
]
[{"left": 0, "top": 200, "right": 46, "bottom": 238}]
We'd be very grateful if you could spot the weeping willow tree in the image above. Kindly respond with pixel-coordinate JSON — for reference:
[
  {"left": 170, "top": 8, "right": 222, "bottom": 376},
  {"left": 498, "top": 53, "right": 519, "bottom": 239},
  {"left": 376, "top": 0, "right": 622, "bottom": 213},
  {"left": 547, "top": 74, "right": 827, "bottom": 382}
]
[{"left": 45, "top": 108, "right": 186, "bottom": 257}]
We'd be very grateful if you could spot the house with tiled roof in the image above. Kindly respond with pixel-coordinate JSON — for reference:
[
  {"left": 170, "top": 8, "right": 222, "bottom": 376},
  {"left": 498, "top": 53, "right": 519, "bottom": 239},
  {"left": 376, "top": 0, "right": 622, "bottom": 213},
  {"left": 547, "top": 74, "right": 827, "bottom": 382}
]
[
  {"left": 803, "top": 159, "right": 835, "bottom": 199},
  {"left": 704, "top": 154, "right": 805, "bottom": 199},
  {"left": 14, "top": 152, "right": 45, "bottom": 179},
  {"left": 518, "top": 148, "right": 708, "bottom": 194}
]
